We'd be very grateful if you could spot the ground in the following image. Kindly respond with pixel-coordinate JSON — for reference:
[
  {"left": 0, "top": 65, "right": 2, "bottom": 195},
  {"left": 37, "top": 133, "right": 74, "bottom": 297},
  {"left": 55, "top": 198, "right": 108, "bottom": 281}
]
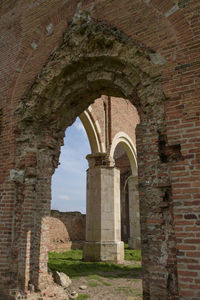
[
  {"left": 69, "top": 262, "right": 142, "bottom": 300},
  {"left": 48, "top": 246, "right": 142, "bottom": 300}
]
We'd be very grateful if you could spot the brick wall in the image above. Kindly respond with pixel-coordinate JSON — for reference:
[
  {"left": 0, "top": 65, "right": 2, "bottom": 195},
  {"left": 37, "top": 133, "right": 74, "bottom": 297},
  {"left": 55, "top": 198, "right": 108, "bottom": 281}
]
[
  {"left": 0, "top": 0, "right": 200, "bottom": 298},
  {"left": 89, "top": 96, "right": 139, "bottom": 151},
  {"left": 49, "top": 210, "right": 86, "bottom": 252}
]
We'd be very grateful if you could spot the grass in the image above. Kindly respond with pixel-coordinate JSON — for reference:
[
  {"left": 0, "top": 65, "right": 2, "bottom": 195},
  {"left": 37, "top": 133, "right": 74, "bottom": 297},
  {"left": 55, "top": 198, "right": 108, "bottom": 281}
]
[
  {"left": 88, "top": 281, "right": 99, "bottom": 287},
  {"left": 124, "top": 244, "right": 141, "bottom": 261},
  {"left": 48, "top": 246, "right": 141, "bottom": 279},
  {"left": 114, "top": 286, "right": 141, "bottom": 297},
  {"left": 115, "top": 286, "right": 135, "bottom": 296},
  {"left": 77, "top": 294, "right": 90, "bottom": 300},
  {"left": 88, "top": 274, "right": 112, "bottom": 286}
]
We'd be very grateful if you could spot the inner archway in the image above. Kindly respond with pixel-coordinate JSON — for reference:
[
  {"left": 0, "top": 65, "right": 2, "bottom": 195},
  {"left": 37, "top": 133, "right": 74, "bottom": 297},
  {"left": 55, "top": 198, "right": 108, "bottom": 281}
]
[
  {"left": 113, "top": 139, "right": 140, "bottom": 250},
  {"left": 51, "top": 95, "right": 140, "bottom": 261},
  {"left": 111, "top": 132, "right": 138, "bottom": 175},
  {"left": 14, "top": 11, "right": 178, "bottom": 299}
]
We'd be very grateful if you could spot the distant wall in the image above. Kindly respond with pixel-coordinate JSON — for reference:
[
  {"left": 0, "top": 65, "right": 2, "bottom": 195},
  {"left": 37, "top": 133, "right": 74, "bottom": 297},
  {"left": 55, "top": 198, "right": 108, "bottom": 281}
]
[{"left": 49, "top": 210, "right": 86, "bottom": 252}]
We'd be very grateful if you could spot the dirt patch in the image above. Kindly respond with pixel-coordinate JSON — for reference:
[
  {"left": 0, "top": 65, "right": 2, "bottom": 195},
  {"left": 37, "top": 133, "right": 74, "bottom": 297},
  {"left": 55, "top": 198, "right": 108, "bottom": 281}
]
[{"left": 69, "top": 261, "right": 142, "bottom": 300}]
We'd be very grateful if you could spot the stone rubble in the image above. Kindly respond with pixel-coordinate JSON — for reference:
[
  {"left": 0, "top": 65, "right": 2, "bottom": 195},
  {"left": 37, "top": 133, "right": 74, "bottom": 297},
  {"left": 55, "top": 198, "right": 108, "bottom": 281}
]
[
  {"left": 69, "top": 291, "right": 78, "bottom": 299},
  {"left": 9, "top": 274, "right": 76, "bottom": 300},
  {"left": 53, "top": 271, "right": 72, "bottom": 288},
  {"left": 79, "top": 285, "right": 87, "bottom": 290}
]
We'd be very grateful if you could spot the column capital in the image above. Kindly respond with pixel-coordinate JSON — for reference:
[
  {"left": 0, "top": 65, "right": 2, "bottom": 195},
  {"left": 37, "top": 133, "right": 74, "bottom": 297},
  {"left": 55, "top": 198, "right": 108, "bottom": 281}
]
[
  {"left": 86, "top": 152, "right": 115, "bottom": 168},
  {"left": 128, "top": 175, "right": 138, "bottom": 185}
]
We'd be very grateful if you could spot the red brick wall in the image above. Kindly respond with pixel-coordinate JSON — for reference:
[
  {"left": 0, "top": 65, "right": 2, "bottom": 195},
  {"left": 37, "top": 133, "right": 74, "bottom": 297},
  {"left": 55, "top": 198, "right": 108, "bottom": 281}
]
[
  {"left": 89, "top": 96, "right": 139, "bottom": 151},
  {"left": 49, "top": 211, "right": 86, "bottom": 252}
]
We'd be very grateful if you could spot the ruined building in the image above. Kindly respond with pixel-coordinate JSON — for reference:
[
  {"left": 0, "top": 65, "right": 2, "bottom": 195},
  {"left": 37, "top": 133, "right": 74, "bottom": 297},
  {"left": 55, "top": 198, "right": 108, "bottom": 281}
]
[{"left": 0, "top": 1, "right": 200, "bottom": 299}]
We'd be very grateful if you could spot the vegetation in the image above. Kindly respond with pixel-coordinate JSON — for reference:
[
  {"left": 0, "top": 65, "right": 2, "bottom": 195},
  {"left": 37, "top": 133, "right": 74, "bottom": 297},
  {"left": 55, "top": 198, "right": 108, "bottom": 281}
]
[
  {"left": 48, "top": 246, "right": 141, "bottom": 279},
  {"left": 88, "top": 281, "right": 99, "bottom": 287},
  {"left": 77, "top": 294, "right": 90, "bottom": 300},
  {"left": 124, "top": 244, "right": 141, "bottom": 261},
  {"left": 88, "top": 274, "right": 112, "bottom": 286},
  {"left": 48, "top": 246, "right": 142, "bottom": 299}
]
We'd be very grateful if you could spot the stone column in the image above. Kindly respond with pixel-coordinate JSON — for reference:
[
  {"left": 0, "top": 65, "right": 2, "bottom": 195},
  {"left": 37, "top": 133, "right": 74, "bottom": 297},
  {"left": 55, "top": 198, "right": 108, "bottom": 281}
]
[
  {"left": 83, "top": 153, "right": 124, "bottom": 264},
  {"left": 128, "top": 176, "right": 141, "bottom": 249}
]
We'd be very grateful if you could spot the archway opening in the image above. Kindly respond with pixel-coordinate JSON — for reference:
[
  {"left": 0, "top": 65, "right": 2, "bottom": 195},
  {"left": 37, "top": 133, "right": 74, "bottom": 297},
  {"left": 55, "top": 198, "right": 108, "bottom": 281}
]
[
  {"left": 49, "top": 117, "right": 90, "bottom": 252},
  {"left": 49, "top": 95, "right": 140, "bottom": 257},
  {"left": 114, "top": 141, "right": 141, "bottom": 251},
  {"left": 48, "top": 96, "right": 143, "bottom": 299}
]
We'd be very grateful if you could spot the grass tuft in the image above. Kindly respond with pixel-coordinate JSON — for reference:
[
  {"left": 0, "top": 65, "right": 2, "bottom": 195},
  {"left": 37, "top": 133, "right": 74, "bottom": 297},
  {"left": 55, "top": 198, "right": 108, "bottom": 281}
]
[
  {"left": 124, "top": 244, "right": 141, "bottom": 261},
  {"left": 77, "top": 294, "right": 90, "bottom": 300},
  {"left": 48, "top": 246, "right": 141, "bottom": 279},
  {"left": 88, "top": 281, "right": 99, "bottom": 287}
]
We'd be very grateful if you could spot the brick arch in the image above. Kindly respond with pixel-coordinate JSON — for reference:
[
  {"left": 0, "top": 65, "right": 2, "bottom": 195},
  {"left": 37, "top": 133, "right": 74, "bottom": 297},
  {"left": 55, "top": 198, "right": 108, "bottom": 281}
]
[
  {"left": 19, "top": 11, "right": 167, "bottom": 131},
  {"left": 10, "top": 11, "right": 179, "bottom": 299},
  {"left": 110, "top": 132, "right": 137, "bottom": 176}
]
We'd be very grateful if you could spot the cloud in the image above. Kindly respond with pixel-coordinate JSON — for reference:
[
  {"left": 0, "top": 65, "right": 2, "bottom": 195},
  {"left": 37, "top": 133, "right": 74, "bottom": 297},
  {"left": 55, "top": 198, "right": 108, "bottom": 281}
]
[
  {"left": 74, "top": 118, "right": 87, "bottom": 135},
  {"left": 51, "top": 117, "right": 90, "bottom": 213},
  {"left": 57, "top": 194, "right": 70, "bottom": 201}
]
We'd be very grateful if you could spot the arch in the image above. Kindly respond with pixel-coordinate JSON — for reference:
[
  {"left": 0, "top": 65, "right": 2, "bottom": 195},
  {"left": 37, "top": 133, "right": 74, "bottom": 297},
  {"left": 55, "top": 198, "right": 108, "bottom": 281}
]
[
  {"left": 19, "top": 11, "right": 166, "bottom": 133},
  {"left": 110, "top": 132, "right": 137, "bottom": 176},
  {"left": 79, "top": 109, "right": 105, "bottom": 153},
  {"left": 13, "top": 11, "right": 178, "bottom": 299}
]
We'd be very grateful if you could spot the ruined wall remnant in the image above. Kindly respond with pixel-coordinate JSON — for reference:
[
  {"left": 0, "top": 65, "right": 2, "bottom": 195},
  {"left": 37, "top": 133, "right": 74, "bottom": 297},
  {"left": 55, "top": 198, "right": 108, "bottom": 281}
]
[{"left": 49, "top": 210, "right": 86, "bottom": 252}]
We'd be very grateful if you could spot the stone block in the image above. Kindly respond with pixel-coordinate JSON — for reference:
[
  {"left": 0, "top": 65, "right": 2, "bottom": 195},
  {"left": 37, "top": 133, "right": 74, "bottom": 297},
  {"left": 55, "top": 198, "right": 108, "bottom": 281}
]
[{"left": 83, "top": 241, "right": 124, "bottom": 264}]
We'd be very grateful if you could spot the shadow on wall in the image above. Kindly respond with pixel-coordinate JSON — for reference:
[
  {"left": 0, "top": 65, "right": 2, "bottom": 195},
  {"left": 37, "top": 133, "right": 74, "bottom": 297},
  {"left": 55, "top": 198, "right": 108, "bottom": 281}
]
[{"left": 49, "top": 210, "right": 86, "bottom": 252}]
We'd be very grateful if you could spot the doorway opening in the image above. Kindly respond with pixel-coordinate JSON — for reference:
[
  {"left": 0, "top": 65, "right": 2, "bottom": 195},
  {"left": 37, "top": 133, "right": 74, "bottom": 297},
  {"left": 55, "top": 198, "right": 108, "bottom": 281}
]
[
  {"left": 49, "top": 95, "right": 140, "bottom": 259},
  {"left": 48, "top": 96, "right": 143, "bottom": 299}
]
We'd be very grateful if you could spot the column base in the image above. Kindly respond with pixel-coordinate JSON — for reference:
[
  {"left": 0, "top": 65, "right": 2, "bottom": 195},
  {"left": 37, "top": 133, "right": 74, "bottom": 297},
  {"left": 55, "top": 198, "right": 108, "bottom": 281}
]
[
  {"left": 83, "top": 241, "right": 124, "bottom": 264},
  {"left": 128, "top": 237, "right": 141, "bottom": 249}
]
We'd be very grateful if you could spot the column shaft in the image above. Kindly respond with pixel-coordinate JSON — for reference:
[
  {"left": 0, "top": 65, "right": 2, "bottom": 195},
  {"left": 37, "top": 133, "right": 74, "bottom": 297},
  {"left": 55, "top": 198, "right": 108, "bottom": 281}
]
[
  {"left": 128, "top": 176, "right": 141, "bottom": 249},
  {"left": 83, "top": 153, "right": 124, "bottom": 263}
]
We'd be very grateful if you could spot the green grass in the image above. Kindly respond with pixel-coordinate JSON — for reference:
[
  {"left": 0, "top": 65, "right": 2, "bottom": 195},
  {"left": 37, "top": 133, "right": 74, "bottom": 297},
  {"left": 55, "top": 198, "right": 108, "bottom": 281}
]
[
  {"left": 124, "top": 244, "right": 141, "bottom": 261},
  {"left": 101, "top": 281, "right": 111, "bottom": 286},
  {"left": 48, "top": 246, "right": 141, "bottom": 279},
  {"left": 88, "top": 281, "right": 99, "bottom": 287},
  {"left": 88, "top": 274, "right": 112, "bottom": 286},
  {"left": 77, "top": 294, "right": 90, "bottom": 300}
]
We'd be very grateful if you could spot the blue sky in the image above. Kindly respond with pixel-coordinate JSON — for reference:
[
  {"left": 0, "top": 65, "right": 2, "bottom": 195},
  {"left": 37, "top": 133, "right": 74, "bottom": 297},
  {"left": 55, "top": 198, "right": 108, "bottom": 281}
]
[{"left": 51, "top": 118, "right": 91, "bottom": 213}]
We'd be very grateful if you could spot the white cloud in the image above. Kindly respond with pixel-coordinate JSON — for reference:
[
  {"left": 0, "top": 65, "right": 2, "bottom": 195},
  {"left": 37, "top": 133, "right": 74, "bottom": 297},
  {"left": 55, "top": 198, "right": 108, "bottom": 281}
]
[
  {"left": 51, "top": 117, "right": 90, "bottom": 213},
  {"left": 74, "top": 118, "right": 87, "bottom": 135},
  {"left": 57, "top": 194, "right": 70, "bottom": 201}
]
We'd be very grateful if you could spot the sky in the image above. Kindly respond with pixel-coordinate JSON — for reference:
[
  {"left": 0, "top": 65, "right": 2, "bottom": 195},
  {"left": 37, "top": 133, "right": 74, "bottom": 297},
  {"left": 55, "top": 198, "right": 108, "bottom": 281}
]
[{"left": 51, "top": 117, "right": 91, "bottom": 213}]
